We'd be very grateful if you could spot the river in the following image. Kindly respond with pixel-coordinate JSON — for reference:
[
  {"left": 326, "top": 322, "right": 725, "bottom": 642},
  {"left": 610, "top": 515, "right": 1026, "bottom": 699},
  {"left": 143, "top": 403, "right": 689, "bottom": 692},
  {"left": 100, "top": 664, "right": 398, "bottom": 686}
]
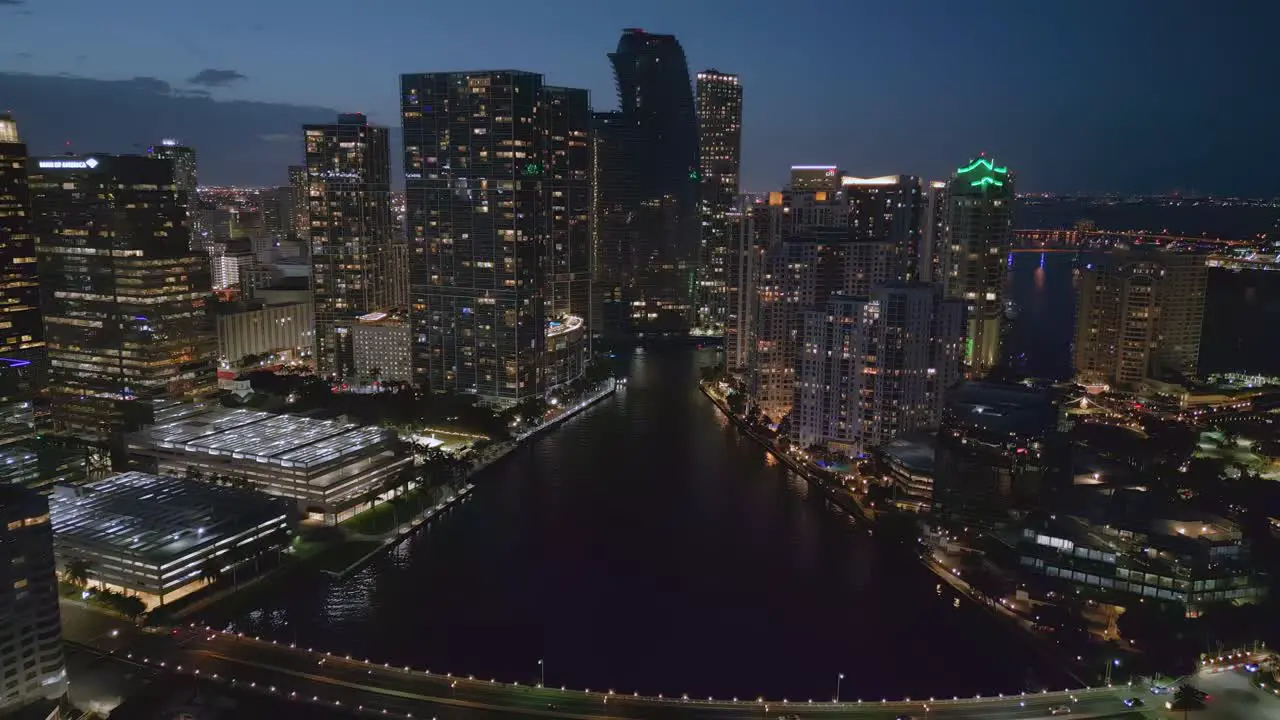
[{"left": 215, "top": 343, "right": 1069, "bottom": 702}]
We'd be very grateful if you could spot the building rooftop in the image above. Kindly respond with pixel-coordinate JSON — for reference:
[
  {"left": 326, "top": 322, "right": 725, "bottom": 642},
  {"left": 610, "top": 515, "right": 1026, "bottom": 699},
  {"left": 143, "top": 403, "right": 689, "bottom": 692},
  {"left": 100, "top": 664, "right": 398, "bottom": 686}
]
[
  {"left": 880, "top": 432, "right": 936, "bottom": 474},
  {"left": 131, "top": 405, "right": 390, "bottom": 470},
  {"left": 946, "top": 381, "right": 1057, "bottom": 436},
  {"left": 49, "top": 472, "right": 288, "bottom": 563}
]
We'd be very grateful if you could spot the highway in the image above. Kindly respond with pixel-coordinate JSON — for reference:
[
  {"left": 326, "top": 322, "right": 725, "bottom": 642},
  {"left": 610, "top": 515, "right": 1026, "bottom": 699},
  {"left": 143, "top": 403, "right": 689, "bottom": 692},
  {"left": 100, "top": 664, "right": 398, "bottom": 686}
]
[{"left": 62, "top": 602, "right": 1156, "bottom": 719}]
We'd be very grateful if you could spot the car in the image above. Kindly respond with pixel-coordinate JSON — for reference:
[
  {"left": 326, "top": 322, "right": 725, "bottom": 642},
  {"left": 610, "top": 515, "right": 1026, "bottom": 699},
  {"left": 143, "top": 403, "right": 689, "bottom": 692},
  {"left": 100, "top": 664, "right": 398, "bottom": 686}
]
[
  {"left": 1149, "top": 685, "right": 1170, "bottom": 695},
  {"left": 1246, "top": 663, "right": 1259, "bottom": 672},
  {"left": 895, "top": 715, "right": 916, "bottom": 720},
  {"left": 1049, "top": 705, "right": 1071, "bottom": 716},
  {"left": 1123, "top": 697, "right": 1144, "bottom": 707}
]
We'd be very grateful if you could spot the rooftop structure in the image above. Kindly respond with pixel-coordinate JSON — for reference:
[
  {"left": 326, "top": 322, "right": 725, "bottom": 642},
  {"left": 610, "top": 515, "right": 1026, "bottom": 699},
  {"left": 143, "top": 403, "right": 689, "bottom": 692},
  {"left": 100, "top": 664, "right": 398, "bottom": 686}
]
[
  {"left": 126, "top": 405, "right": 410, "bottom": 523},
  {"left": 50, "top": 473, "right": 291, "bottom": 606}
]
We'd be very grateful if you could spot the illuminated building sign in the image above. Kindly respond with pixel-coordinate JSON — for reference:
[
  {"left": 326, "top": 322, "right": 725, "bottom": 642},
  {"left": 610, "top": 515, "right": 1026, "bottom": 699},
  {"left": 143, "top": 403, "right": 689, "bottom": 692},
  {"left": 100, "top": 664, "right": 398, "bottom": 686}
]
[
  {"left": 955, "top": 157, "right": 1009, "bottom": 188},
  {"left": 38, "top": 158, "right": 98, "bottom": 170}
]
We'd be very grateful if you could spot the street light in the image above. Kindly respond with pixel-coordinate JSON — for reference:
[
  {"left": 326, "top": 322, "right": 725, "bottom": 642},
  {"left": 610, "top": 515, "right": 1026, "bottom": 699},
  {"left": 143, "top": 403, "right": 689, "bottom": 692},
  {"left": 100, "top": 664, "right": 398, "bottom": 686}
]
[
  {"left": 538, "top": 658, "right": 545, "bottom": 687},
  {"left": 835, "top": 672, "right": 844, "bottom": 702},
  {"left": 1105, "top": 658, "right": 1120, "bottom": 685}
]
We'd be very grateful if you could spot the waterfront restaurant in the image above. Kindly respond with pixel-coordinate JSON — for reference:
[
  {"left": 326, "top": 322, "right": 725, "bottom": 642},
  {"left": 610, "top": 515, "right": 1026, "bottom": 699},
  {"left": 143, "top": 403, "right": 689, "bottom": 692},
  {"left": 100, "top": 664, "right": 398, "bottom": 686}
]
[
  {"left": 126, "top": 403, "right": 411, "bottom": 524},
  {"left": 49, "top": 473, "right": 292, "bottom": 608}
]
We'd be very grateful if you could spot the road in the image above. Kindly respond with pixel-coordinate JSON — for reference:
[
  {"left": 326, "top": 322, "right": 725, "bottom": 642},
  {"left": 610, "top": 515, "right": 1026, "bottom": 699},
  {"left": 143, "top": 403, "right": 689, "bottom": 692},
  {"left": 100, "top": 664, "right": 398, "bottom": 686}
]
[{"left": 62, "top": 601, "right": 1158, "bottom": 720}]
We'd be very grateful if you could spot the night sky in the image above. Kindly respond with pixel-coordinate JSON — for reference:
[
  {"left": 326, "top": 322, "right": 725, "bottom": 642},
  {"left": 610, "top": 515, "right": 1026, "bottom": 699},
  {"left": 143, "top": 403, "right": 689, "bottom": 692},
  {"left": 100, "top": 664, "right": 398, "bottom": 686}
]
[{"left": 1, "top": 0, "right": 1274, "bottom": 194}]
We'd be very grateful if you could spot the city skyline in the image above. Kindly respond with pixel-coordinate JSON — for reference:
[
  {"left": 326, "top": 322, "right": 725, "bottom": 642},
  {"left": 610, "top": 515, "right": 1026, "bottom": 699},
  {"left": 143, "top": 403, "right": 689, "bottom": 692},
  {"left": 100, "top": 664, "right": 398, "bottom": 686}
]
[{"left": 1, "top": 0, "right": 1277, "bottom": 195}]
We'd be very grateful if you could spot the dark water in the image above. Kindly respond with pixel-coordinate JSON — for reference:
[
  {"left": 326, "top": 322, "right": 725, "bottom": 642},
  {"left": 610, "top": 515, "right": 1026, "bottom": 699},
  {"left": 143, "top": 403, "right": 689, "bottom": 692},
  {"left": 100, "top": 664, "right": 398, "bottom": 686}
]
[{"left": 217, "top": 345, "right": 1067, "bottom": 701}]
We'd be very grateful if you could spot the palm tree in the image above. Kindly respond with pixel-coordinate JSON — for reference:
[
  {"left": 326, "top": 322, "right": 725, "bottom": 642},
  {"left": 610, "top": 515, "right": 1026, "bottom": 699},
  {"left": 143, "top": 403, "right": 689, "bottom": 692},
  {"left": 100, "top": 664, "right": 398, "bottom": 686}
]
[
  {"left": 184, "top": 466, "right": 203, "bottom": 483},
  {"left": 119, "top": 595, "right": 146, "bottom": 621},
  {"left": 200, "top": 557, "right": 222, "bottom": 585},
  {"left": 1171, "top": 684, "right": 1207, "bottom": 718},
  {"left": 361, "top": 486, "right": 380, "bottom": 513},
  {"left": 64, "top": 558, "right": 92, "bottom": 589}
]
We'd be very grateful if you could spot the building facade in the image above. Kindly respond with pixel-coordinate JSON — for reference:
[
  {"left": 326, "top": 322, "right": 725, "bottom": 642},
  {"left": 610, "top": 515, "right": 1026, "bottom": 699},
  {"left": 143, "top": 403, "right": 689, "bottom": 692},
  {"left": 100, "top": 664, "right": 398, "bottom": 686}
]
[
  {"left": 0, "top": 486, "right": 66, "bottom": 712},
  {"left": 288, "top": 164, "right": 308, "bottom": 240},
  {"left": 351, "top": 315, "right": 411, "bottom": 384},
  {"left": 148, "top": 139, "right": 200, "bottom": 251},
  {"left": 215, "top": 299, "right": 313, "bottom": 367},
  {"left": 127, "top": 404, "right": 411, "bottom": 524},
  {"left": 602, "top": 29, "right": 701, "bottom": 332},
  {"left": 402, "top": 70, "right": 591, "bottom": 404},
  {"left": 30, "top": 154, "right": 216, "bottom": 454},
  {"left": 694, "top": 69, "right": 743, "bottom": 333},
  {"left": 50, "top": 473, "right": 291, "bottom": 607},
  {"left": 791, "top": 283, "right": 963, "bottom": 455},
  {"left": 1074, "top": 246, "right": 1208, "bottom": 387},
  {"left": 0, "top": 116, "right": 42, "bottom": 442},
  {"left": 940, "top": 157, "right": 1013, "bottom": 376},
  {"left": 842, "top": 174, "right": 924, "bottom": 282},
  {"left": 305, "top": 114, "right": 395, "bottom": 379}
]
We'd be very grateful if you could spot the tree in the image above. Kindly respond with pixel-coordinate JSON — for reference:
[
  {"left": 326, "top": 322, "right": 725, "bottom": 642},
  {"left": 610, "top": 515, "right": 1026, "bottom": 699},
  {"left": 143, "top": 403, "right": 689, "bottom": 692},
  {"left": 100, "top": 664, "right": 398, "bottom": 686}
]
[
  {"left": 118, "top": 595, "right": 147, "bottom": 621},
  {"left": 224, "top": 547, "right": 245, "bottom": 588},
  {"left": 200, "top": 557, "right": 222, "bottom": 585},
  {"left": 1170, "top": 684, "right": 1207, "bottom": 718},
  {"left": 64, "top": 558, "right": 92, "bottom": 588},
  {"left": 184, "top": 466, "right": 203, "bottom": 483}
]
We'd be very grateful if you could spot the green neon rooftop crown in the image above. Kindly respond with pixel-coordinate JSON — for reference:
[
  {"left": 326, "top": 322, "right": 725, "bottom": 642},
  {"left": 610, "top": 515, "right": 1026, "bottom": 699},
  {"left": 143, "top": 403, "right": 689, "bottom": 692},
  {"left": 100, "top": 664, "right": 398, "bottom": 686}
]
[{"left": 957, "top": 157, "right": 1009, "bottom": 175}]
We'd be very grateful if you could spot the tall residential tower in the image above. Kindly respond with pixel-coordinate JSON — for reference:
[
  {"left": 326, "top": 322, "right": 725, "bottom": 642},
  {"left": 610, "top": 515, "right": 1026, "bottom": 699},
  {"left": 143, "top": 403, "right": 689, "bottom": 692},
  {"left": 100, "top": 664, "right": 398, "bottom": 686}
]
[
  {"left": 304, "top": 113, "right": 395, "bottom": 378},
  {"left": 402, "top": 71, "right": 592, "bottom": 403},
  {"left": 598, "top": 29, "right": 701, "bottom": 332},
  {"left": 940, "top": 157, "right": 1013, "bottom": 376},
  {"left": 0, "top": 115, "right": 43, "bottom": 442},
  {"left": 694, "top": 69, "right": 743, "bottom": 332}
]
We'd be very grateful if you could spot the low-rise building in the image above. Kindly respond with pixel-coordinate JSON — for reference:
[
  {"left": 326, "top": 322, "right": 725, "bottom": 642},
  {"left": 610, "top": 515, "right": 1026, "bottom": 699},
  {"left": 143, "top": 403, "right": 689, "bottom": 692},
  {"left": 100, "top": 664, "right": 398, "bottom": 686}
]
[
  {"left": 126, "top": 404, "right": 410, "bottom": 524},
  {"left": 1014, "top": 487, "right": 1264, "bottom": 613},
  {"left": 49, "top": 472, "right": 292, "bottom": 607},
  {"left": 215, "top": 298, "right": 314, "bottom": 368},
  {"left": 877, "top": 431, "right": 936, "bottom": 512},
  {"left": 351, "top": 312, "right": 411, "bottom": 384},
  {"left": 0, "top": 486, "right": 66, "bottom": 712}
]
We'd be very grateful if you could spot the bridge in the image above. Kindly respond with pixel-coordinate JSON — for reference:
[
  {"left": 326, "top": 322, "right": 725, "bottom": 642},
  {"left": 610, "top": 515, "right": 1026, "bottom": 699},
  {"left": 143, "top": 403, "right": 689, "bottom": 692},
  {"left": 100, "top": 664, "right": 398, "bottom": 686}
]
[{"left": 63, "top": 602, "right": 1150, "bottom": 719}]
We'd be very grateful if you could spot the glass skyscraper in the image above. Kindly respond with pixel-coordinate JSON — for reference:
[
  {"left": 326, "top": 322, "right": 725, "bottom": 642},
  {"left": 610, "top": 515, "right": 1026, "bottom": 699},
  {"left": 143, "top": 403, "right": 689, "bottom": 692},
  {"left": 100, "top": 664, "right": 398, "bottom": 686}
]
[
  {"left": 304, "top": 113, "right": 395, "bottom": 378},
  {"left": 401, "top": 71, "right": 592, "bottom": 404},
  {"left": 0, "top": 115, "right": 41, "bottom": 443},
  {"left": 596, "top": 29, "right": 701, "bottom": 333},
  {"left": 148, "top": 139, "right": 200, "bottom": 251},
  {"left": 30, "top": 154, "right": 215, "bottom": 459},
  {"left": 694, "top": 69, "right": 743, "bottom": 333}
]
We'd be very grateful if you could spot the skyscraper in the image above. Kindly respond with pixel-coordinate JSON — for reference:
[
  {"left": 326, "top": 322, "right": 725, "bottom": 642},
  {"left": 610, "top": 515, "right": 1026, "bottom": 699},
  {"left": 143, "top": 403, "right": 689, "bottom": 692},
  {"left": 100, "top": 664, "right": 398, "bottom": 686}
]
[
  {"left": 842, "top": 174, "right": 924, "bottom": 282},
  {"left": 402, "top": 71, "right": 592, "bottom": 403},
  {"left": 940, "top": 157, "right": 1014, "bottom": 376},
  {"left": 542, "top": 86, "right": 594, "bottom": 328},
  {"left": 1074, "top": 246, "right": 1207, "bottom": 387},
  {"left": 919, "top": 180, "right": 947, "bottom": 283},
  {"left": 304, "top": 113, "right": 395, "bottom": 378},
  {"left": 288, "top": 164, "right": 308, "bottom": 240},
  {"left": 791, "top": 283, "right": 963, "bottom": 455},
  {"left": 0, "top": 115, "right": 42, "bottom": 442},
  {"left": 31, "top": 154, "right": 215, "bottom": 456},
  {"left": 148, "top": 139, "right": 200, "bottom": 251},
  {"left": 602, "top": 29, "right": 701, "bottom": 332},
  {"left": 694, "top": 69, "right": 743, "bottom": 332},
  {"left": 0, "top": 486, "right": 66, "bottom": 713}
]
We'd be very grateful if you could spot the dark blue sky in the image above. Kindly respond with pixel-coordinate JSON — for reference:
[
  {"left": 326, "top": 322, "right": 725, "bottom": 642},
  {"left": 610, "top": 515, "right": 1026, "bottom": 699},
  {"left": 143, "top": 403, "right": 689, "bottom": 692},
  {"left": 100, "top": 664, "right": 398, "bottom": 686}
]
[{"left": 1, "top": 0, "right": 1274, "bottom": 194}]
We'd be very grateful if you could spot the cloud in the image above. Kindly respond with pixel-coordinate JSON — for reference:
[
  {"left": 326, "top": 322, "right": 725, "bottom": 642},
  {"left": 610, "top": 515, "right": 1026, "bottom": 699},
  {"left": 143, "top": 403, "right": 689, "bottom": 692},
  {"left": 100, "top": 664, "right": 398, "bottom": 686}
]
[
  {"left": 14, "top": 52, "right": 32, "bottom": 59},
  {"left": 0, "top": 0, "right": 26, "bottom": 6},
  {"left": 0, "top": 71, "right": 342, "bottom": 186},
  {"left": 129, "top": 76, "right": 172, "bottom": 95},
  {"left": 187, "top": 68, "right": 247, "bottom": 87},
  {"left": 257, "top": 133, "right": 296, "bottom": 144}
]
